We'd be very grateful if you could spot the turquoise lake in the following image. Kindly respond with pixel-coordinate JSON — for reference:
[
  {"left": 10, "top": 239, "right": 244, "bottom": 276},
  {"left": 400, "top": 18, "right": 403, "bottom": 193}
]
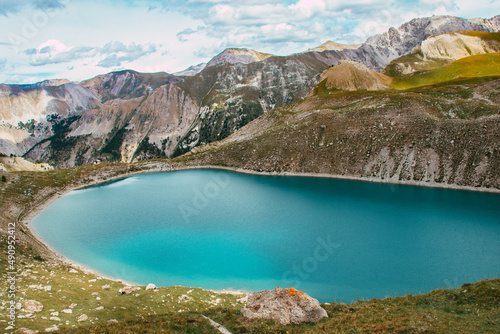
[{"left": 31, "top": 169, "right": 500, "bottom": 302}]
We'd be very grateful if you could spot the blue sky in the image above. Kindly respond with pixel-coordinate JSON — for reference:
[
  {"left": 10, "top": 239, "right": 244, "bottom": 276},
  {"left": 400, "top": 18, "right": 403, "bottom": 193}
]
[{"left": 0, "top": 0, "right": 498, "bottom": 84}]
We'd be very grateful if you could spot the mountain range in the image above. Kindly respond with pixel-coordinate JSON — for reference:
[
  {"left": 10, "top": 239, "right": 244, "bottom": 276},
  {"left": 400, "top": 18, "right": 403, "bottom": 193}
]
[{"left": 1, "top": 14, "right": 499, "bottom": 182}]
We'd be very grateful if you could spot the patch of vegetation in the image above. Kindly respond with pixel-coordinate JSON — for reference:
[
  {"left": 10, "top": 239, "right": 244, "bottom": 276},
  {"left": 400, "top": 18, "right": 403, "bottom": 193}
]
[
  {"left": 17, "top": 119, "right": 36, "bottom": 134},
  {"left": 100, "top": 125, "right": 130, "bottom": 161},
  {"left": 462, "top": 31, "right": 500, "bottom": 43},
  {"left": 134, "top": 136, "right": 166, "bottom": 161}
]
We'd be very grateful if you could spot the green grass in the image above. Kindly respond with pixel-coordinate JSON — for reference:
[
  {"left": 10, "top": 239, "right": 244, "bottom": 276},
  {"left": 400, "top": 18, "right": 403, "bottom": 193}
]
[
  {"left": 3, "top": 236, "right": 498, "bottom": 333},
  {"left": 392, "top": 53, "right": 500, "bottom": 90},
  {"left": 461, "top": 30, "right": 500, "bottom": 43}
]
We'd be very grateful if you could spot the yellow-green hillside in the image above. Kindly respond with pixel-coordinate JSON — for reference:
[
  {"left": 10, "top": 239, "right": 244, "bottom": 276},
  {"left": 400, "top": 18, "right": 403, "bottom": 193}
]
[{"left": 391, "top": 52, "right": 500, "bottom": 89}]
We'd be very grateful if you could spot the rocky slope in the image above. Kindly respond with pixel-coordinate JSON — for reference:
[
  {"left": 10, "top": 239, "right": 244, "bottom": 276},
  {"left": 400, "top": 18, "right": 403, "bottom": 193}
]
[{"left": 181, "top": 76, "right": 500, "bottom": 190}]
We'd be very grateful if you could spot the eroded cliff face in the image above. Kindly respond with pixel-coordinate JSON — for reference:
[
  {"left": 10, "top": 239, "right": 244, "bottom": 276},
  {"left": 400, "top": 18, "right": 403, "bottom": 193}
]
[{"left": 0, "top": 82, "right": 100, "bottom": 157}]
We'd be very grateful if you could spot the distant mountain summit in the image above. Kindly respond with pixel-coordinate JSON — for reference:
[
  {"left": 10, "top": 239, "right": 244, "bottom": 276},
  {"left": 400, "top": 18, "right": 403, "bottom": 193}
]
[
  {"left": 174, "top": 63, "right": 207, "bottom": 77},
  {"left": 206, "top": 48, "right": 275, "bottom": 67},
  {"left": 357, "top": 15, "right": 500, "bottom": 71},
  {"left": 308, "top": 41, "right": 361, "bottom": 52},
  {"left": 80, "top": 70, "right": 180, "bottom": 102}
]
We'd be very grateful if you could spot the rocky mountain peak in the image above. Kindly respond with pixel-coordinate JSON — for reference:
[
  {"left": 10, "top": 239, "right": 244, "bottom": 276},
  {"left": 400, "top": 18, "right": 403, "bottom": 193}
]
[
  {"left": 206, "top": 48, "right": 275, "bottom": 67},
  {"left": 173, "top": 63, "right": 207, "bottom": 77},
  {"left": 308, "top": 41, "right": 361, "bottom": 52},
  {"left": 360, "top": 15, "right": 500, "bottom": 71},
  {"left": 80, "top": 70, "right": 180, "bottom": 102}
]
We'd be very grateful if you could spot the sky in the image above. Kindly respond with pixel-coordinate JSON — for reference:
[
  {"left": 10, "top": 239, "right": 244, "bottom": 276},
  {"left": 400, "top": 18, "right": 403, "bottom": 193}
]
[{"left": 0, "top": 0, "right": 498, "bottom": 84}]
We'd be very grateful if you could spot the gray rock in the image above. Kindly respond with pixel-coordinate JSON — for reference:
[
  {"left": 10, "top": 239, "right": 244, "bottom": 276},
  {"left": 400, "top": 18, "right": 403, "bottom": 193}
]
[
  {"left": 119, "top": 285, "right": 141, "bottom": 295},
  {"left": 241, "top": 287, "right": 328, "bottom": 325},
  {"left": 16, "top": 328, "right": 36, "bottom": 334},
  {"left": 77, "top": 314, "right": 88, "bottom": 322},
  {"left": 44, "top": 325, "right": 58, "bottom": 332},
  {"left": 23, "top": 300, "right": 43, "bottom": 313}
]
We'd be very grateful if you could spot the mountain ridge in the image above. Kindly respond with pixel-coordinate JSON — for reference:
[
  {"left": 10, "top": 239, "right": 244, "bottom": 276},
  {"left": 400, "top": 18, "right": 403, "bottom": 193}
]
[{"left": 1, "top": 15, "right": 499, "bottom": 168}]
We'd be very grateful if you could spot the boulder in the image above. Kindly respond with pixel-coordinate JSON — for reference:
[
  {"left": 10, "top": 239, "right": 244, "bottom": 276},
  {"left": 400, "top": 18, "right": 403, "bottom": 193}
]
[
  {"left": 23, "top": 300, "right": 43, "bottom": 313},
  {"left": 119, "top": 285, "right": 141, "bottom": 295},
  {"left": 241, "top": 287, "right": 328, "bottom": 325},
  {"left": 77, "top": 314, "right": 88, "bottom": 322},
  {"left": 145, "top": 283, "right": 157, "bottom": 290},
  {"left": 16, "top": 328, "right": 36, "bottom": 334},
  {"left": 45, "top": 325, "right": 58, "bottom": 332}
]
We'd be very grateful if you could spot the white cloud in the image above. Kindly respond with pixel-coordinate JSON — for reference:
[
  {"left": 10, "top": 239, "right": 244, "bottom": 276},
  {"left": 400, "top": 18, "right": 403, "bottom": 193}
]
[
  {"left": 289, "top": 0, "right": 326, "bottom": 19},
  {"left": 0, "top": 0, "right": 64, "bottom": 16},
  {"left": 22, "top": 39, "right": 158, "bottom": 67},
  {"left": 0, "top": 0, "right": 498, "bottom": 84}
]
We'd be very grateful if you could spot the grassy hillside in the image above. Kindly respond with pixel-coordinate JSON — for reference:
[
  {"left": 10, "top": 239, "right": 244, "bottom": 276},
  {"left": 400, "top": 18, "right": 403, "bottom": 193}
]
[{"left": 391, "top": 53, "right": 500, "bottom": 89}]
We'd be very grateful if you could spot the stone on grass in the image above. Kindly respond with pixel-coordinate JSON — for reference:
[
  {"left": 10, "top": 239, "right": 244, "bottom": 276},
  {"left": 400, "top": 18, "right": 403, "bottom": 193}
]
[
  {"left": 61, "top": 309, "right": 72, "bottom": 314},
  {"left": 102, "top": 285, "right": 111, "bottom": 290},
  {"left": 23, "top": 300, "right": 43, "bottom": 313},
  {"left": 241, "top": 287, "right": 328, "bottom": 325},
  {"left": 77, "top": 314, "right": 88, "bottom": 322},
  {"left": 119, "top": 285, "right": 141, "bottom": 295},
  {"left": 45, "top": 325, "right": 58, "bottom": 332},
  {"left": 146, "top": 283, "right": 157, "bottom": 290},
  {"left": 16, "top": 328, "right": 36, "bottom": 334}
]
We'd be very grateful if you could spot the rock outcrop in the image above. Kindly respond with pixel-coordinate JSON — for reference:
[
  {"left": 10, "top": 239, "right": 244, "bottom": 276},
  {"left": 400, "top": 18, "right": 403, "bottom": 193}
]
[
  {"left": 119, "top": 285, "right": 141, "bottom": 295},
  {"left": 241, "top": 287, "right": 328, "bottom": 325}
]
